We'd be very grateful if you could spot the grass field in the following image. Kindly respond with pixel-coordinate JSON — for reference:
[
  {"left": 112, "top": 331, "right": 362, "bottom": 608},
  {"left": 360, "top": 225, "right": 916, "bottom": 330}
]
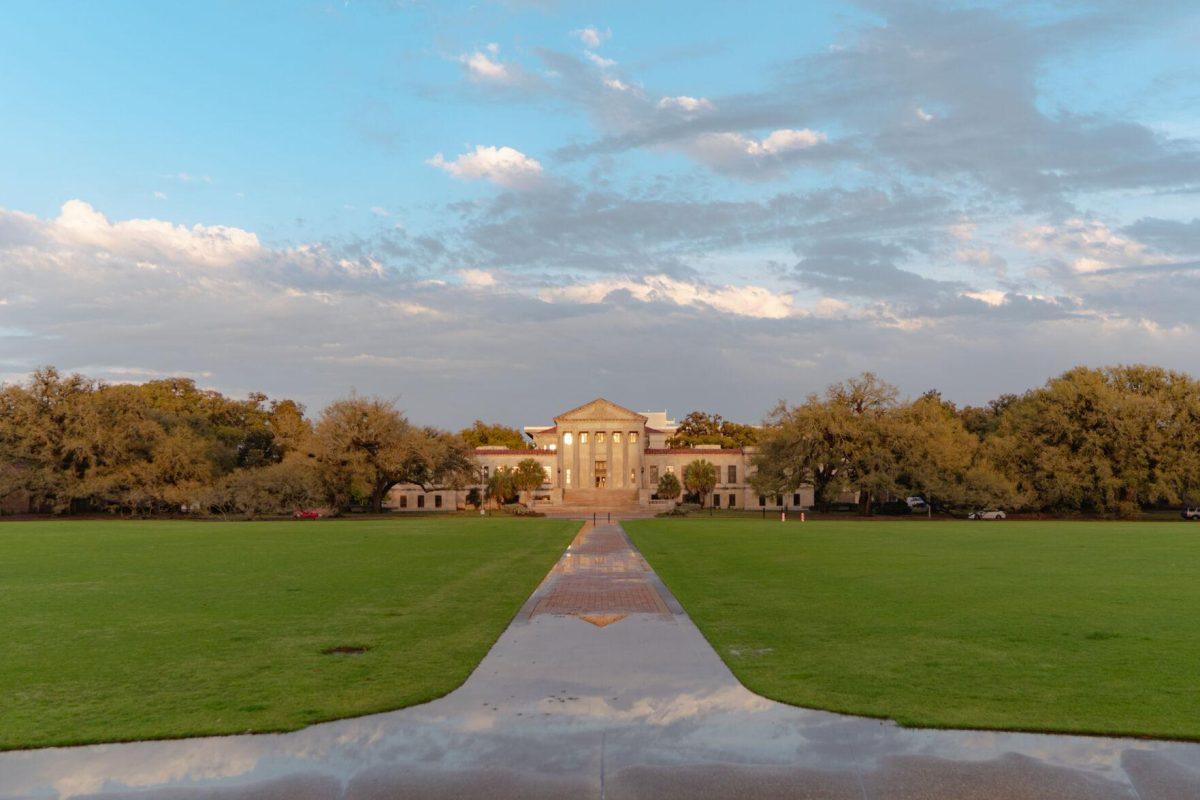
[
  {"left": 0, "top": 517, "right": 577, "bottom": 750},
  {"left": 625, "top": 517, "right": 1200, "bottom": 740}
]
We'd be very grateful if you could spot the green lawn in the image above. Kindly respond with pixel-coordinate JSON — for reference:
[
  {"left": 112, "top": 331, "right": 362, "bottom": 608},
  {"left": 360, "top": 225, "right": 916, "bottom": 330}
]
[
  {"left": 625, "top": 518, "right": 1200, "bottom": 740},
  {"left": 0, "top": 517, "right": 577, "bottom": 750}
]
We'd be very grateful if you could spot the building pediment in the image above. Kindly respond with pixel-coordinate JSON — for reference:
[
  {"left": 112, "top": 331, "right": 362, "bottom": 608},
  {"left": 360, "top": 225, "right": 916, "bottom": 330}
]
[{"left": 554, "top": 398, "right": 647, "bottom": 424}]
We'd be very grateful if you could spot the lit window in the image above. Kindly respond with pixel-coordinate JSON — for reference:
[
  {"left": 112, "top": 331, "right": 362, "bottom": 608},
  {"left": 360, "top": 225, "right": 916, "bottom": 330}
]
[
  {"left": 581, "top": 432, "right": 589, "bottom": 444},
  {"left": 629, "top": 431, "right": 638, "bottom": 443},
  {"left": 613, "top": 432, "right": 622, "bottom": 443},
  {"left": 548, "top": 443, "right": 557, "bottom": 451},
  {"left": 596, "top": 432, "right": 606, "bottom": 444},
  {"left": 565, "top": 468, "right": 572, "bottom": 485},
  {"left": 630, "top": 469, "right": 636, "bottom": 485},
  {"left": 563, "top": 432, "right": 573, "bottom": 446},
  {"left": 666, "top": 465, "right": 675, "bottom": 475},
  {"left": 543, "top": 465, "right": 553, "bottom": 484}
]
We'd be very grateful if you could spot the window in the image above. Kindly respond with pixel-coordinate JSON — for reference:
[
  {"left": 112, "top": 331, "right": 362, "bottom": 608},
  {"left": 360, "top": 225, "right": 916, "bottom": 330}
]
[
  {"left": 728, "top": 493, "right": 736, "bottom": 507},
  {"left": 712, "top": 494, "right": 721, "bottom": 508},
  {"left": 649, "top": 465, "right": 659, "bottom": 483},
  {"left": 417, "top": 495, "right": 425, "bottom": 509},
  {"left": 630, "top": 469, "right": 636, "bottom": 486},
  {"left": 775, "top": 495, "right": 783, "bottom": 507},
  {"left": 596, "top": 432, "right": 606, "bottom": 444},
  {"left": 581, "top": 432, "right": 589, "bottom": 444},
  {"left": 548, "top": 443, "right": 557, "bottom": 451},
  {"left": 565, "top": 468, "right": 572, "bottom": 486},
  {"left": 613, "top": 431, "right": 621, "bottom": 443},
  {"left": 434, "top": 494, "right": 443, "bottom": 509},
  {"left": 759, "top": 495, "right": 766, "bottom": 507},
  {"left": 630, "top": 431, "right": 639, "bottom": 443},
  {"left": 483, "top": 466, "right": 489, "bottom": 479},
  {"left": 400, "top": 496, "right": 407, "bottom": 509},
  {"left": 563, "top": 432, "right": 573, "bottom": 446},
  {"left": 728, "top": 465, "right": 737, "bottom": 484},
  {"left": 666, "top": 465, "right": 675, "bottom": 475},
  {"left": 793, "top": 493, "right": 801, "bottom": 507},
  {"left": 544, "top": 465, "right": 553, "bottom": 484}
]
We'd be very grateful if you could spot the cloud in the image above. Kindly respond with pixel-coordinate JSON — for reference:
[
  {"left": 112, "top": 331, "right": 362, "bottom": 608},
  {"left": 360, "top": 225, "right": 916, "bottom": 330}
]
[
  {"left": 571, "top": 27, "right": 610, "bottom": 49},
  {"left": 539, "top": 274, "right": 794, "bottom": 319},
  {"left": 459, "top": 268, "right": 497, "bottom": 287},
  {"left": 458, "top": 47, "right": 528, "bottom": 85},
  {"left": 584, "top": 51, "right": 616, "bottom": 69},
  {"left": 657, "top": 95, "right": 715, "bottom": 114},
  {"left": 426, "top": 145, "right": 544, "bottom": 189},
  {"left": 683, "top": 128, "right": 829, "bottom": 177},
  {"left": 47, "top": 199, "right": 262, "bottom": 268}
]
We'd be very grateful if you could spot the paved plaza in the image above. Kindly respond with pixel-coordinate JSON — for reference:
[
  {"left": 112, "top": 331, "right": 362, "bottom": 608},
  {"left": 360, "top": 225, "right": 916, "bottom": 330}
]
[{"left": 3, "top": 523, "right": 1199, "bottom": 799}]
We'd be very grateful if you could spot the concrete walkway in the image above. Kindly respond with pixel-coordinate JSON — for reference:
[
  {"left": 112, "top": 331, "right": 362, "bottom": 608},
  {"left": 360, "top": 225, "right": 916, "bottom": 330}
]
[{"left": 3, "top": 522, "right": 1200, "bottom": 799}]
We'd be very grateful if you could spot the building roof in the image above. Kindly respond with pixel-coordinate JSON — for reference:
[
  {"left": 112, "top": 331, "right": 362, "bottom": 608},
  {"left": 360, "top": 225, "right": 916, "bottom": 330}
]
[
  {"left": 644, "top": 448, "right": 745, "bottom": 455},
  {"left": 554, "top": 398, "right": 647, "bottom": 423},
  {"left": 473, "top": 448, "right": 556, "bottom": 457}
]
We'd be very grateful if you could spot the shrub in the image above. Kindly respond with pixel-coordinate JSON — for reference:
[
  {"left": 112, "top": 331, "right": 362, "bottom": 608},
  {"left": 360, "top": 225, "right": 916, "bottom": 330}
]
[{"left": 502, "top": 503, "right": 544, "bottom": 517}]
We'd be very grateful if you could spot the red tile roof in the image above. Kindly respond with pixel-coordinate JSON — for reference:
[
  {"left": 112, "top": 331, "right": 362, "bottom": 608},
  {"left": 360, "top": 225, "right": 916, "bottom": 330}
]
[
  {"left": 473, "top": 448, "right": 556, "bottom": 457},
  {"left": 644, "top": 448, "right": 745, "bottom": 455}
]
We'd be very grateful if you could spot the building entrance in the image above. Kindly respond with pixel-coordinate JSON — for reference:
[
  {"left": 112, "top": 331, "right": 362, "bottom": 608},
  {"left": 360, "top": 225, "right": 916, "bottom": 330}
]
[{"left": 594, "top": 461, "right": 607, "bottom": 488}]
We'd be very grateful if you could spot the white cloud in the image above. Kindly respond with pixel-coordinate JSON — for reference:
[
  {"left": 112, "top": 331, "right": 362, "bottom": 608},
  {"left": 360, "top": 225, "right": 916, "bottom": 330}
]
[
  {"left": 657, "top": 95, "right": 715, "bottom": 114},
  {"left": 571, "top": 27, "right": 610, "bottom": 49},
  {"left": 538, "top": 274, "right": 794, "bottom": 319},
  {"left": 916, "top": 107, "right": 935, "bottom": 122},
  {"left": 687, "top": 128, "right": 828, "bottom": 175},
  {"left": 962, "top": 289, "right": 1007, "bottom": 306},
  {"left": 603, "top": 77, "right": 633, "bottom": 92},
  {"left": 426, "top": 145, "right": 544, "bottom": 189},
  {"left": 460, "top": 49, "right": 513, "bottom": 83},
  {"left": 585, "top": 51, "right": 616, "bottom": 69},
  {"left": 49, "top": 199, "right": 262, "bottom": 268},
  {"left": 1019, "top": 218, "right": 1168, "bottom": 274},
  {"left": 459, "top": 268, "right": 497, "bottom": 288}
]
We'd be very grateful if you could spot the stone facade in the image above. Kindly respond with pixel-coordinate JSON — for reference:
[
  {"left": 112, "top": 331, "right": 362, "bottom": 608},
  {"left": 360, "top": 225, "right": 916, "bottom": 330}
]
[{"left": 386, "top": 398, "right": 815, "bottom": 511}]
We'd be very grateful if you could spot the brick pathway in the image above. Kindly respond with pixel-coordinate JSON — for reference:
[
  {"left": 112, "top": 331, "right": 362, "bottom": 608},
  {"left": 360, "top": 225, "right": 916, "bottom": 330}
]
[{"left": 528, "top": 523, "right": 671, "bottom": 619}]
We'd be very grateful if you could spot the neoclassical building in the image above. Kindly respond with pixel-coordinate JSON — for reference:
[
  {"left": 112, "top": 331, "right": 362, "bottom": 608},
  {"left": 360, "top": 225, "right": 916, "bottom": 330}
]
[{"left": 388, "top": 398, "right": 815, "bottom": 511}]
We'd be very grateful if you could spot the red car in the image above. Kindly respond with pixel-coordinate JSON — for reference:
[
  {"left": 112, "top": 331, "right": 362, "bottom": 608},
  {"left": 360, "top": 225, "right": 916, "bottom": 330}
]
[{"left": 293, "top": 509, "right": 322, "bottom": 519}]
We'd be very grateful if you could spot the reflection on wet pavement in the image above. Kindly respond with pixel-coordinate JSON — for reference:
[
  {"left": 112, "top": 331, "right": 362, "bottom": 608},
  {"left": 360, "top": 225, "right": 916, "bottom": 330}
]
[{"left": 2, "top": 522, "right": 1199, "bottom": 799}]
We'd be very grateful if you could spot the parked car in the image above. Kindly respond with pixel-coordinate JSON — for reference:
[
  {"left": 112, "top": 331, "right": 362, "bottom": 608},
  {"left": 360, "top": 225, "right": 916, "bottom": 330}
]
[
  {"left": 968, "top": 509, "right": 1007, "bottom": 520},
  {"left": 293, "top": 509, "right": 322, "bottom": 519},
  {"left": 1182, "top": 507, "right": 1200, "bottom": 521}
]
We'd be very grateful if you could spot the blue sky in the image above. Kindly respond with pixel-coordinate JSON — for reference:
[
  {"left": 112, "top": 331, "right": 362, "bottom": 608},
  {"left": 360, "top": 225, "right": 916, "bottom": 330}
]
[{"left": 2, "top": 1, "right": 1199, "bottom": 427}]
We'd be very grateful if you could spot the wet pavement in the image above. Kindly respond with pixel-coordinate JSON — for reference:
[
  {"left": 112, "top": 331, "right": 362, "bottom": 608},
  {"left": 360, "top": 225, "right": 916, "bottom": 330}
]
[{"left": 3, "top": 522, "right": 1200, "bottom": 799}]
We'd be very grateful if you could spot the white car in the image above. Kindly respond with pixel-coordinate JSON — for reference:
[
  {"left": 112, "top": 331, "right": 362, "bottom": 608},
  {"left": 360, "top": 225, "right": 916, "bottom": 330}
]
[
  {"left": 969, "top": 509, "right": 1007, "bottom": 520},
  {"left": 905, "top": 496, "right": 927, "bottom": 509},
  {"left": 1182, "top": 507, "right": 1200, "bottom": 521}
]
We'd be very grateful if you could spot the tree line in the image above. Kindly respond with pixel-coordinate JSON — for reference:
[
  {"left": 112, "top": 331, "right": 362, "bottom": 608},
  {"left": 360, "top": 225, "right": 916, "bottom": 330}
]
[
  {"left": 750, "top": 366, "right": 1200, "bottom": 517},
  {"left": 4, "top": 363, "right": 1199, "bottom": 519},
  {"left": 0, "top": 368, "right": 474, "bottom": 517}
]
